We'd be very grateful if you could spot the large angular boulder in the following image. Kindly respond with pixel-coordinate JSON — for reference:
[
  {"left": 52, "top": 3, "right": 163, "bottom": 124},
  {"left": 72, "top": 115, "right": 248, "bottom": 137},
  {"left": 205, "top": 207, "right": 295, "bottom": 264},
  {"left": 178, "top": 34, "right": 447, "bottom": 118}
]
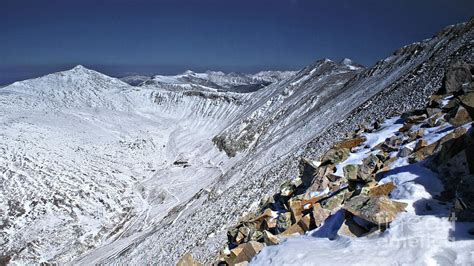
[
  {"left": 312, "top": 203, "right": 332, "bottom": 227},
  {"left": 281, "top": 214, "right": 312, "bottom": 236},
  {"left": 298, "top": 157, "right": 321, "bottom": 189},
  {"left": 335, "top": 136, "right": 367, "bottom": 150},
  {"left": 231, "top": 241, "right": 265, "bottom": 264},
  {"left": 369, "top": 182, "right": 397, "bottom": 197},
  {"left": 337, "top": 214, "right": 372, "bottom": 237},
  {"left": 448, "top": 106, "right": 472, "bottom": 126},
  {"left": 357, "top": 154, "right": 382, "bottom": 181},
  {"left": 321, "top": 147, "right": 350, "bottom": 165},
  {"left": 287, "top": 198, "right": 303, "bottom": 223},
  {"left": 343, "top": 195, "right": 407, "bottom": 225},
  {"left": 458, "top": 93, "right": 474, "bottom": 119},
  {"left": 443, "top": 61, "right": 474, "bottom": 94},
  {"left": 262, "top": 230, "right": 280, "bottom": 246}
]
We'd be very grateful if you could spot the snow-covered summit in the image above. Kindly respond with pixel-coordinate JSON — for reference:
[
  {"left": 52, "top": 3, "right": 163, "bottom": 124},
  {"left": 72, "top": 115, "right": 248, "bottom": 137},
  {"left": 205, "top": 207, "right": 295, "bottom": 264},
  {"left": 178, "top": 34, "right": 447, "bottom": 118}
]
[{"left": 120, "top": 69, "right": 297, "bottom": 93}]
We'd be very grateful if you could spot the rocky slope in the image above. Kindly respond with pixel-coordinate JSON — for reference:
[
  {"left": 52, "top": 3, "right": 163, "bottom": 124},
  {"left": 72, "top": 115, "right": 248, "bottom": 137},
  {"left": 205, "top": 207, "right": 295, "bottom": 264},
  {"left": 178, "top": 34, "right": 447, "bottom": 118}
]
[
  {"left": 211, "top": 72, "right": 474, "bottom": 264},
  {"left": 107, "top": 19, "right": 474, "bottom": 265}
]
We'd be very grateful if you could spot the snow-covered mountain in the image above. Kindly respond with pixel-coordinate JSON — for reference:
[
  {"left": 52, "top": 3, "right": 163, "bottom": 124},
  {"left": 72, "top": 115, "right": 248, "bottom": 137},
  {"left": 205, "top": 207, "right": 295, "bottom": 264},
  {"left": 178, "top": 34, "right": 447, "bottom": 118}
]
[
  {"left": 0, "top": 18, "right": 472, "bottom": 265},
  {"left": 120, "top": 69, "right": 297, "bottom": 93}
]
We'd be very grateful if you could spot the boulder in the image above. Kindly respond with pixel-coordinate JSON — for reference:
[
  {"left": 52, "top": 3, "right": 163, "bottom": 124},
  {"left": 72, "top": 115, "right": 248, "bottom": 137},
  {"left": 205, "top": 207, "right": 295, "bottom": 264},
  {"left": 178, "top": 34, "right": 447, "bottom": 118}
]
[
  {"left": 428, "top": 94, "right": 444, "bottom": 108},
  {"left": 398, "top": 123, "right": 413, "bottom": 132},
  {"left": 426, "top": 107, "right": 442, "bottom": 117},
  {"left": 262, "top": 230, "right": 280, "bottom": 246},
  {"left": 236, "top": 226, "right": 252, "bottom": 244},
  {"left": 232, "top": 241, "right": 265, "bottom": 264},
  {"left": 281, "top": 214, "right": 312, "bottom": 236},
  {"left": 343, "top": 195, "right": 407, "bottom": 225},
  {"left": 448, "top": 106, "right": 472, "bottom": 126},
  {"left": 407, "top": 128, "right": 425, "bottom": 141},
  {"left": 343, "top": 164, "right": 358, "bottom": 181},
  {"left": 410, "top": 141, "right": 439, "bottom": 163},
  {"left": 401, "top": 109, "right": 426, "bottom": 121},
  {"left": 337, "top": 215, "right": 371, "bottom": 237},
  {"left": 458, "top": 93, "right": 474, "bottom": 119},
  {"left": 453, "top": 175, "right": 474, "bottom": 222},
  {"left": 280, "top": 180, "right": 295, "bottom": 197},
  {"left": 177, "top": 253, "right": 203, "bottom": 266},
  {"left": 442, "top": 98, "right": 460, "bottom": 111},
  {"left": 443, "top": 61, "right": 473, "bottom": 94},
  {"left": 320, "top": 189, "right": 350, "bottom": 213},
  {"left": 322, "top": 147, "right": 350, "bottom": 165},
  {"left": 312, "top": 203, "right": 332, "bottom": 227},
  {"left": 414, "top": 139, "right": 428, "bottom": 151},
  {"left": 335, "top": 136, "right": 367, "bottom": 150},
  {"left": 369, "top": 182, "right": 396, "bottom": 197},
  {"left": 299, "top": 157, "right": 320, "bottom": 189},
  {"left": 398, "top": 147, "right": 413, "bottom": 158},
  {"left": 287, "top": 198, "right": 303, "bottom": 223},
  {"left": 263, "top": 216, "right": 277, "bottom": 230},
  {"left": 275, "top": 212, "right": 292, "bottom": 234},
  {"left": 357, "top": 154, "right": 382, "bottom": 181},
  {"left": 305, "top": 164, "right": 334, "bottom": 192},
  {"left": 405, "top": 114, "right": 427, "bottom": 124},
  {"left": 426, "top": 113, "right": 445, "bottom": 127}
]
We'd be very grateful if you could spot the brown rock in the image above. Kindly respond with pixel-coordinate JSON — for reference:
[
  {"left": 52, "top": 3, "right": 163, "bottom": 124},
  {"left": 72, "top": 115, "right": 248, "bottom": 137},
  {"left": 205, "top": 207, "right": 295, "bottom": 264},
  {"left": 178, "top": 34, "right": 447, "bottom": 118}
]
[
  {"left": 399, "top": 123, "right": 413, "bottom": 132},
  {"left": 369, "top": 182, "right": 396, "bottom": 197},
  {"left": 343, "top": 195, "right": 407, "bottom": 225},
  {"left": 312, "top": 202, "right": 332, "bottom": 227},
  {"left": 288, "top": 198, "right": 303, "bottom": 223},
  {"left": 448, "top": 106, "right": 472, "bottom": 126},
  {"left": 459, "top": 93, "right": 474, "bottom": 119},
  {"left": 263, "top": 230, "right": 280, "bottom": 246},
  {"left": 410, "top": 141, "right": 439, "bottom": 162},
  {"left": 281, "top": 214, "right": 312, "bottom": 236},
  {"left": 301, "top": 190, "right": 329, "bottom": 210},
  {"left": 407, "top": 128, "right": 425, "bottom": 141},
  {"left": 414, "top": 139, "right": 428, "bottom": 151},
  {"left": 299, "top": 157, "right": 321, "bottom": 189},
  {"left": 429, "top": 94, "right": 444, "bottom": 107},
  {"left": 232, "top": 241, "right": 265, "bottom": 264},
  {"left": 439, "top": 127, "right": 468, "bottom": 144},
  {"left": 320, "top": 189, "right": 349, "bottom": 213},
  {"left": 177, "top": 253, "right": 202, "bottom": 266},
  {"left": 406, "top": 114, "right": 427, "bottom": 123},
  {"left": 357, "top": 154, "right": 382, "bottom": 181},
  {"left": 382, "top": 156, "right": 398, "bottom": 169},
  {"left": 263, "top": 216, "right": 277, "bottom": 230},
  {"left": 337, "top": 215, "right": 371, "bottom": 237},
  {"left": 335, "top": 136, "right": 367, "bottom": 150},
  {"left": 250, "top": 208, "right": 274, "bottom": 228}
]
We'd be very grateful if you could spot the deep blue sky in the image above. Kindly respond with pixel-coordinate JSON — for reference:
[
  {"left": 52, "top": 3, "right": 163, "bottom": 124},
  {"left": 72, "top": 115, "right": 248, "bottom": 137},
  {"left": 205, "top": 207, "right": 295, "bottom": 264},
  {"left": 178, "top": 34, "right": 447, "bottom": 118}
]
[{"left": 1, "top": 0, "right": 473, "bottom": 85}]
